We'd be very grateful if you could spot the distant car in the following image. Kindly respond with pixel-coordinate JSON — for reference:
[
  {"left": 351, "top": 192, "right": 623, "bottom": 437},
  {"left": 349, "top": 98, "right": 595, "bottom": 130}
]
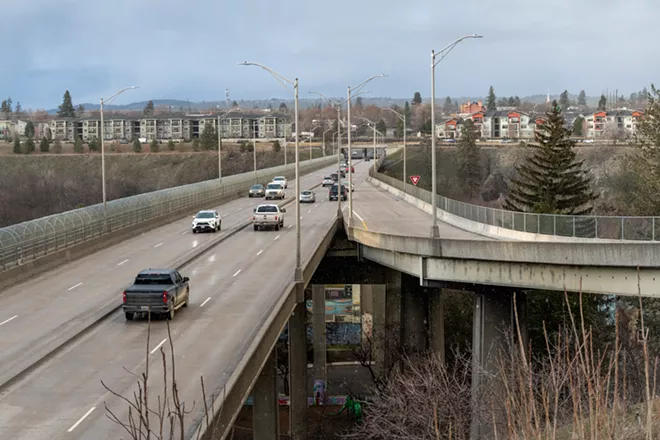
[
  {"left": 192, "top": 210, "right": 221, "bottom": 233},
  {"left": 322, "top": 176, "right": 334, "bottom": 187},
  {"left": 272, "top": 176, "right": 288, "bottom": 188},
  {"left": 253, "top": 204, "right": 286, "bottom": 231},
  {"left": 329, "top": 183, "right": 348, "bottom": 201},
  {"left": 300, "top": 190, "right": 316, "bottom": 203},
  {"left": 330, "top": 173, "right": 339, "bottom": 182},
  {"left": 265, "top": 183, "right": 286, "bottom": 200},
  {"left": 249, "top": 184, "right": 265, "bottom": 198}
]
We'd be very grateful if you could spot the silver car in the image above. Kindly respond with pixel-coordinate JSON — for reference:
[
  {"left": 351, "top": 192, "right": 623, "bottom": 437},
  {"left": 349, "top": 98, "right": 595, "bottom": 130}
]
[{"left": 299, "top": 190, "right": 316, "bottom": 203}]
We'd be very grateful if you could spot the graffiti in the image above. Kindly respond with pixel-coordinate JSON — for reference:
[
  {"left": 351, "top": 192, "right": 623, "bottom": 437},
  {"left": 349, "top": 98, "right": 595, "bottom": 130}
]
[
  {"left": 313, "top": 379, "right": 326, "bottom": 406},
  {"left": 244, "top": 395, "right": 348, "bottom": 406}
]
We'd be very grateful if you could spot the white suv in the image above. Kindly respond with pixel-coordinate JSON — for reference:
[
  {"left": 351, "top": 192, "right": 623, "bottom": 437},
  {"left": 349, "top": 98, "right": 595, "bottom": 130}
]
[
  {"left": 192, "top": 210, "right": 221, "bottom": 233},
  {"left": 265, "top": 183, "right": 286, "bottom": 200},
  {"left": 272, "top": 176, "right": 288, "bottom": 188}
]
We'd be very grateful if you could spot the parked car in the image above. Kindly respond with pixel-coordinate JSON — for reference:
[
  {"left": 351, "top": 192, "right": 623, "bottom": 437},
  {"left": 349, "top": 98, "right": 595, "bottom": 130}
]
[
  {"left": 272, "top": 176, "right": 288, "bottom": 188},
  {"left": 249, "top": 184, "right": 265, "bottom": 198},
  {"left": 265, "top": 183, "right": 286, "bottom": 200},
  {"left": 300, "top": 190, "right": 316, "bottom": 203},
  {"left": 322, "top": 176, "right": 334, "bottom": 187},
  {"left": 329, "top": 184, "right": 348, "bottom": 201},
  {"left": 123, "top": 269, "right": 190, "bottom": 321},
  {"left": 253, "top": 204, "right": 286, "bottom": 231},
  {"left": 192, "top": 210, "right": 221, "bottom": 233}
]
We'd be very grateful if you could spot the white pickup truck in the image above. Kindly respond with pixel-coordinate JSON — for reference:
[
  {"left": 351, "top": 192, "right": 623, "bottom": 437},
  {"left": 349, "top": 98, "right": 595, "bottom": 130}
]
[
  {"left": 253, "top": 204, "right": 286, "bottom": 231},
  {"left": 265, "top": 182, "right": 286, "bottom": 200},
  {"left": 272, "top": 176, "right": 288, "bottom": 188}
]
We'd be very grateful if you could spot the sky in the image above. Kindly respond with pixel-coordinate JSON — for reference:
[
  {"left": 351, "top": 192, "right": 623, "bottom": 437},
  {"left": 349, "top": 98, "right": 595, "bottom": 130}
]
[{"left": 1, "top": 0, "right": 659, "bottom": 110}]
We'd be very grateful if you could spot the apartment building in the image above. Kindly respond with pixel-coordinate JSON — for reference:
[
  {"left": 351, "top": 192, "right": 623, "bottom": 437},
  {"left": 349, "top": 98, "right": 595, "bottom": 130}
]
[
  {"left": 48, "top": 113, "right": 292, "bottom": 142},
  {"left": 584, "top": 110, "right": 643, "bottom": 138},
  {"left": 437, "top": 109, "right": 538, "bottom": 140}
]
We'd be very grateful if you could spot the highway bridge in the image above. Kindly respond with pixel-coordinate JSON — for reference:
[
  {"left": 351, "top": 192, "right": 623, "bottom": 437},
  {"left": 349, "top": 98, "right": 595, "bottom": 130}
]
[{"left": 0, "top": 150, "right": 658, "bottom": 440}]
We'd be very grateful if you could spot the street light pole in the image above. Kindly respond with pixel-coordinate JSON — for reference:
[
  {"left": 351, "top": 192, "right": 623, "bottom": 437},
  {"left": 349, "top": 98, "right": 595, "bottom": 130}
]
[
  {"left": 383, "top": 108, "right": 407, "bottom": 188},
  {"left": 430, "top": 34, "right": 482, "bottom": 238},
  {"left": 100, "top": 86, "right": 138, "bottom": 232},
  {"left": 346, "top": 74, "right": 387, "bottom": 228}
]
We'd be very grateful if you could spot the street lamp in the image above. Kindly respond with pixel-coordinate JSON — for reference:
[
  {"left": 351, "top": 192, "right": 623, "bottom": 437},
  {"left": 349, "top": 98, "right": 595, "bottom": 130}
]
[
  {"left": 322, "top": 127, "right": 332, "bottom": 156},
  {"left": 217, "top": 107, "right": 240, "bottom": 182},
  {"left": 429, "top": 34, "right": 482, "bottom": 238},
  {"left": 347, "top": 74, "right": 387, "bottom": 228},
  {"left": 100, "top": 85, "right": 138, "bottom": 231},
  {"left": 240, "top": 61, "right": 303, "bottom": 282},
  {"left": 383, "top": 108, "right": 407, "bottom": 186},
  {"left": 360, "top": 117, "right": 378, "bottom": 171}
]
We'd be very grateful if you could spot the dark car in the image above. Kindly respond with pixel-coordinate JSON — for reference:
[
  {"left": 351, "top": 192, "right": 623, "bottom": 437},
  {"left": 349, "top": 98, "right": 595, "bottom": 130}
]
[
  {"left": 329, "top": 184, "right": 348, "bottom": 201},
  {"left": 249, "top": 184, "right": 265, "bottom": 198},
  {"left": 122, "top": 269, "right": 190, "bottom": 321}
]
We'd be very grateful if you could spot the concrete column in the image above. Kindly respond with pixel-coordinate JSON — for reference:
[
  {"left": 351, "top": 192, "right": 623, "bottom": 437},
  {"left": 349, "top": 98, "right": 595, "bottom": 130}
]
[
  {"left": 470, "top": 287, "right": 528, "bottom": 440},
  {"left": 370, "top": 284, "right": 387, "bottom": 377},
  {"left": 253, "top": 349, "right": 279, "bottom": 440},
  {"left": 401, "top": 273, "right": 428, "bottom": 356},
  {"left": 312, "top": 284, "right": 327, "bottom": 404},
  {"left": 429, "top": 289, "right": 445, "bottom": 364},
  {"left": 385, "top": 269, "right": 403, "bottom": 373},
  {"left": 288, "top": 301, "right": 308, "bottom": 440}
]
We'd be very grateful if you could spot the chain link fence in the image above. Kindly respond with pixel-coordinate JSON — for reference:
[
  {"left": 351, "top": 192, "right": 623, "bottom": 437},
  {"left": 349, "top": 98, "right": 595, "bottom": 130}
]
[
  {"left": 370, "top": 157, "right": 659, "bottom": 241},
  {"left": 0, "top": 156, "right": 337, "bottom": 270}
]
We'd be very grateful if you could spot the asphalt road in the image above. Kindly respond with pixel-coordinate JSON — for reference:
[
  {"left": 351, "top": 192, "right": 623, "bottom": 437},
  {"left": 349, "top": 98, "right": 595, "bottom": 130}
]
[
  {"left": 0, "top": 161, "right": 370, "bottom": 440},
  {"left": 0, "top": 162, "right": 341, "bottom": 394}
]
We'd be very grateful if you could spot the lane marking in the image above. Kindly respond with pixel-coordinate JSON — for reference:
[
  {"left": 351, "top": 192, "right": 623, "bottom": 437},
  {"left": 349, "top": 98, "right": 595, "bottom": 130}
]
[
  {"left": 68, "top": 282, "right": 83, "bottom": 291},
  {"left": 67, "top": 407, "right": 96, "bottom": 432},
  {"left": 0, "top": 315, "right": 18, "bottom": 327},
  {"left": 288, "top": 225, "right": 292, "bottom": 229},
  {"left": 233, "top": 269, "right": 242, "bottom": 277},
  {"left": 154, "top": 242, "right": 163, "bottom": 248},
  {"left": 315, "top": 204, "right": 319, "bottom": 207},
  {"left": 182, "top": 230, "right": 189, "bottom": 235},
  {"left": 257, "top": 250, "right": 263, "bottom": 256},
  {"left": 274, "top": 235, "right": 280, "bottom": 241},
  {"left": 200, "top": 297, "right": 211, "bottom": 307},
  {"left": 352, "top": 210, "right": 369, "bottom": 231},
  {"left": 307, "top": 209, "right": 312, "bottom": 213},
  {"left": 117, "top": 259, "right": 129, "bottom": 266},
  {"left": 150, "top": 339, "right": 167, "bottom": 354}
]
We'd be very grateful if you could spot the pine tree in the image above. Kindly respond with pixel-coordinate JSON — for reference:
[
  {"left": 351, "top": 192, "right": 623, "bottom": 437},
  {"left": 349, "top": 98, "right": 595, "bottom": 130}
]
[
  {"left": 403, "top": 101, "right": 411, "bottom": 122},
  {"left": 486, "top": 86, "right": 497, "bottom": 111},
  {"left": 443, "top": 96, "right": 452, "bottom": 113},
  {"left": 150, "top": 138, "right": 159, "bottom": 153},
  {"left": 58, "top": 90, "right": 76, "bottom": 117},
  {"left": 199, "top": 123, "right": 217, "bottom": 150},
  {"left": 24, "top": 121, "right": 35, "bottom": 138},
  {"left": 73, "top": 136, "right": 84, "bottom": 153},
  {"left": 412, "top": 92, "right": 422, "bottom": 105},
  {"left": 572, "top": 116, "right": 585, "bottom": 136},
  {"left": 13, "top": 137, "right": 21, "bottom": 154},
  {"left": 598, "top": 94, "right": 607, "bottom": 111},
  {"left": 77, "top": 104, "right": 85, "bottom": 115},
  {"left": 88, "top": 137, "right": 99, "bottom": 152},
  {"left": 132, "top": 137, "right": 142, "bottom": 153},
  {"left": 167, "top": 139, "right": 176, "bottom": 151},
  {"left": 504, "top": 101, "right": 597, "bottom": 216},
  {"left": 272, "top": 140, "right": 281, "bottom": 153},
  {"left": 191, "top": 137, "right": 201, "bottom": 151},
  {"left": 355, "top": 97, "right": 364, "bottom": 108},
  {"left": 559, "top": 90, "right": 570, "bottom": 110},
  {"left": 143, "top": 100, "right": 155, "bottom": 116},
  {"left": 39, "top": 136, "right": 50, "bottom": 153},
  {"left": 577, "top": 90, "right": 587, "bottom": 106},
  {"left": 456, "top": 120, "right": 483, "bottom": 199},
  {"left": 24, "top": 137, "right": 35, "bottom": 154},
  {"left": 14, "top": 102, "right": 22, "bottom": 114}
]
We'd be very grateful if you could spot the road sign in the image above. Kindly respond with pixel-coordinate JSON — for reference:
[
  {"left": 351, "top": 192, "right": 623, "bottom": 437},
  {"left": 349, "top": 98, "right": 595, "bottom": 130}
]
[{"left": 410, "top": 175, "right": 420, "bottom": 186}]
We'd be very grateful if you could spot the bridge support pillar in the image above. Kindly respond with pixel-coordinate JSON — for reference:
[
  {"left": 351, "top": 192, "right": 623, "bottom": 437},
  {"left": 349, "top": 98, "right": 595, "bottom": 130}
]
[
  {"left": 288, "top": 300, "right": 308, "bottom": 439},
  {"left": 312, "top": 284, "right": 327, "bottom": 402},
  {"left": 401, "top": 273, "right": 428, "bottom": 357},
  {"left": 429, "top": 289, "right": 445, "bottom": 364},
  {"left": 470, "top": 287, "right": 527, "bottom": 440},
  {"left": 370, "top": 284, "right": 387, "bottom": 378},
  {"left": 253, "top": 349, "right": 279, "bottom": 440},
  {"left": 385, "top": 269, "right": 403, "bottom": 373}
]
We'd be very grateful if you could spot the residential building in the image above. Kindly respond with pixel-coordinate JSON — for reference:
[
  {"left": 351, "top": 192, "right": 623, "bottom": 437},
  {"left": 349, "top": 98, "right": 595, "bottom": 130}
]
[
  {"left": 584, "top": 109, "right": 643, "bottom": 139},
  {"left": 437, "top": 109, "right": 539, "bottom": 140},
  {"left": 459, "top": 100, "right": 484, "bottom": 114}
]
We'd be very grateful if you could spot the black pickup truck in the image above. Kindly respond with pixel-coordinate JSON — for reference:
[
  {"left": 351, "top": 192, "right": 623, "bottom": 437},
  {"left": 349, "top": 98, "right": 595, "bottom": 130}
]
[{"left": 122, "top": 269, "right": 190, "bottom": 321}]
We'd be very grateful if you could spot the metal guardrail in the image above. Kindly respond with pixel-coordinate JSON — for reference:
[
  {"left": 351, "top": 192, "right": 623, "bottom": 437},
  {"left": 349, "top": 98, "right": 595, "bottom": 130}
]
[
  {"left": 0, "top": 156, "right": 338, "bottom": 270},
  {"left": 371, "top": 154, "right": 660, "bottom": 241}
]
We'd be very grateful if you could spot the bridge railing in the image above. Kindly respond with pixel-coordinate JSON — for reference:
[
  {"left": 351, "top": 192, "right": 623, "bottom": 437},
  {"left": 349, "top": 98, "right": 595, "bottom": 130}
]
[
  {"left": 370, "top": 154, "right": 659, "bottom": 241},
  {"left": 0, "top": 156, "right": 337, "bottom": 270}
]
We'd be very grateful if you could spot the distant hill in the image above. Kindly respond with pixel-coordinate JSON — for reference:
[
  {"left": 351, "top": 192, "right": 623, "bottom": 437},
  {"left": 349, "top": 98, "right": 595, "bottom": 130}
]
[{"left": 46, "top": 94, "right": 606, "bottom": 114}]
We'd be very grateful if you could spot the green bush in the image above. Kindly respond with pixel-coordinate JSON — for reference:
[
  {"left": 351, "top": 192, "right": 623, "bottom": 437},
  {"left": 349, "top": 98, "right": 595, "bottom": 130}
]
[{"left": 132, "top": 138, "right": 142, "bottom": 153}]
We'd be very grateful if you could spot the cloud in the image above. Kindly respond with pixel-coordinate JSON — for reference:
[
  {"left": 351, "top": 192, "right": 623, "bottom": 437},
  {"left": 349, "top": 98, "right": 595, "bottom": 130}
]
[{"left": 2, "top": 0, "right": 659, "bottom": 109}]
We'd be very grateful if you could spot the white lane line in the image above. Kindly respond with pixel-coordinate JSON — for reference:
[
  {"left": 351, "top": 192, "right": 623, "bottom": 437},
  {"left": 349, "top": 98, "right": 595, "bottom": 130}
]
[
  {"left": 150, "top": 339, "right": 167, "bottom": 355},
  {"left": 117, "top": 259, "right": 129, "bottom": 266},
  {"left": 288, "top": 225, "right": 292, "bottom": 229},
  {"left": 67, "top": 407, "right": 96, "bottom": 432},
  {"left": 0, "top": 315, "right": 18, "bottom": 327},
  {"left": 274, "top": 235, "right": 280, "bottom": 241},
  {"left": 200, "top": 297, "right": 211, "bottom": 307},
  {"left": 315, "top": 204, "right": 319, "bottom": 207},
  {"left": 233, "top": 269, "right": 242, "bottom": 277},
  {"left": 182, "top": 230, "right": 189, "bottom": 235},
  {"left": 308, "top": 209, "right": 312, "bottom": 213},
  {"left": 68, "top": 282, "right": 83, "bottom": 291},
  {"left": 154, "top": 242, "right": 163, "bottom": 248},
  {"left": 257, "top": 250, "right": 263, "bottom": 256},
  {"left": 352, "top": 210, "right": 366, "bottom": 222}
]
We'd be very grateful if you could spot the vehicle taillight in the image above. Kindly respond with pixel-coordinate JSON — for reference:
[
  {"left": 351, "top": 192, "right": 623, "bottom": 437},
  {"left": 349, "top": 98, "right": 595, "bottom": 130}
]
[
  {"left": 274, "top": 216, "right": 278, "bottom": 221},
  {"left": 253, "top": 216, "right": 256, "bottom": 220},
  {"left": 122, "top": 291, "right": 127, "bottom": 303},
  {"left": 163, "top": 291, "right": 168, "bottom": 303}
]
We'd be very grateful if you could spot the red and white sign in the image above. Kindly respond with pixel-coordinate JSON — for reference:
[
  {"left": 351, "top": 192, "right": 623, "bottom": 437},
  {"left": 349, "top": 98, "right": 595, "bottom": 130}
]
[{"left": 410, "top": 175, "right": 420, "bottom": 186}]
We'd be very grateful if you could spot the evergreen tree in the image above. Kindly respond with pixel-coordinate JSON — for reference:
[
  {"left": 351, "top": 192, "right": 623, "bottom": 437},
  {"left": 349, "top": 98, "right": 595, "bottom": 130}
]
[
  {"left": 504, "top": 101, "right": 597, "bottom": 216},
  {"left": 77, "top": 104, "right": 85, "bottom": 115},
  {"left": 513, "top": 96, "right": 521, "bottom": 107},
  {"left": 376, "top": 119, "right": 387, "bottom": 135},
  {"left": 456, "top": 120, "right": 483, "bottom": 199},
  {"left": 1, "top": 99, "right": 11, "bottom": 119},
  {"left": 14, "top": 101, "right": 22, "bottom": 114},
  {"left": 232, "top": 100, "right": 239, "bottom": 108},
  {"left": 150, "top": 138, "right": 159, "bottom": 153},
  {"left": 132, "top": 137, "right": 142, "bottom": 153},
  {"left": 598, "top": 94, "right": 607, "bottom": 111},
  {"left": 58, "top": 90, "right": 76, "bottom": 117},
  {"left": 507, "top": 96, "right": 516, "bottom": 106},
  {"left": 39, "top": 136, "right": 50, "bottom": 153},
  {"left": 355, "top": 97, "right": 364, "bottom": 108},
  {"left": 272, "top": 139, "right": 282, "bottom": 153},
  {"left": 559, "top": 90, "right": 570, "bottom": 110},
  {"left": 88, "top": 137, "right": 99, "bottom": 152},
  {"left": 167, "top": 139, "right": 176, "bottom": 151},
  {"left": 572, "top": 116, "right": 585, "bottom": 136},
  {"left": 13, "top": 137, "right": 21, "bottom": 154},
  {"left": 199, "top": 123, "right": 217, "bottom": 150},
  {"left": 143, "top": 100, "right": 155, "bottom": 116},
  {"left": 73, "top": 136, "right": 84, "bottom": 153},
  {"left": 191, "top": 137, "right": 201, "bottom": 151},
  {"left": 443, "top": 96, "right": 453, "bottom": 113},
  {"left": 577, "top": 90, "right": 587, "bottom": 106},
  {"left": 279, "top": 102, "right": 287, "bottom": 110},
  {"left": 412, "top": 92, "right": 422, "bottom": 105},
  {"left": 24, "top": 121, "right": 35, "bottom": 138},
  {"left": 403, "top": 101, "right": 411, "bottom": 122},
  {"left": 24, "top": 137, "right": 35, "bottom": 154},
  {"left": 486, "top": 86, "right": 497, "bottom": 111}
]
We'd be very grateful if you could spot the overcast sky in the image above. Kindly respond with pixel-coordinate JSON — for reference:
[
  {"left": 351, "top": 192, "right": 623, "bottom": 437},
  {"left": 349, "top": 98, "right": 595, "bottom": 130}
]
[{"left": 2, "top": 0, "right": 658, "bottom": 109}]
